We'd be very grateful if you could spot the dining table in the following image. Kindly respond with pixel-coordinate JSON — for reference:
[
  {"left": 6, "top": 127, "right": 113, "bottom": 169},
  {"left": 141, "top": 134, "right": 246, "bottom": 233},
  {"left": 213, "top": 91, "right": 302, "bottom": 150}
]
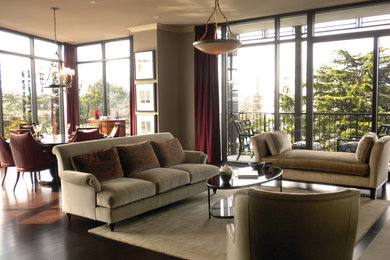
[{"left": 35, "top": 134, "right": 71, "bottom": 185}]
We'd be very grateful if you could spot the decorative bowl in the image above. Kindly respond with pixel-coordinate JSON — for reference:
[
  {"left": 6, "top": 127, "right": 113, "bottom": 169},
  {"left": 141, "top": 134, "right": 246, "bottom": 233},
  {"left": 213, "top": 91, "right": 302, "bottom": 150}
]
[{"left": 248, "top": 162, "right": 266, "bottom": 172}]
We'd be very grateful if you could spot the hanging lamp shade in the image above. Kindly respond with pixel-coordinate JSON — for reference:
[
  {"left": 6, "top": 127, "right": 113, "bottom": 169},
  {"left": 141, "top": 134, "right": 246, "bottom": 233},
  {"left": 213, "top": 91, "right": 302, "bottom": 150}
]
[
  {"left": 193, "top": 0, "right": 241, "bottom": 55},
  {"left": 193, "top": 39, "right": 241, "bottom": 55}
]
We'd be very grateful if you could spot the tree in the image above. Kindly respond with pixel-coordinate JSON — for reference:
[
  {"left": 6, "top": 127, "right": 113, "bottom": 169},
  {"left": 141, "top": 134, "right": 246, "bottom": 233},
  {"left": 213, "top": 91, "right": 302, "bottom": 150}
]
[
  {"left": 280, "top": 48, "right": 390, "bottom": 150},
  {"left": 79, "top": 80, "right": 129, "bottom": 124}
]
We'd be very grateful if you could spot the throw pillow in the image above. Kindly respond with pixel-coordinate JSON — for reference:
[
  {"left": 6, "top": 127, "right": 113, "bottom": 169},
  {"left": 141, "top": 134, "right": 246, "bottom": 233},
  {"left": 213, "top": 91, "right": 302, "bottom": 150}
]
[
  {"left": 356, "top": 132, "right": 378, "bottom": 163},
  {"left": 115, "top": 141, "right": 160, "bottom": 177},
  {"left": 265, "top": 131, "right": 292, "bottom": 155},
  {"left": 70, "top": 147, "right": 124, "bottom": 182},
  {"left": 150, "top": 138, "right": 186, "bottom": 167}
]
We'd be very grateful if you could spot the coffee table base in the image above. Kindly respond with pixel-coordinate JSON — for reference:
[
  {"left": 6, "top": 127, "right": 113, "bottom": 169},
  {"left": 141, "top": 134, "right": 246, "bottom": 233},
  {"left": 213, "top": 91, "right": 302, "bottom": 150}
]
[{"left": 209, "top": 196, "right": 234, "bottom": 219}]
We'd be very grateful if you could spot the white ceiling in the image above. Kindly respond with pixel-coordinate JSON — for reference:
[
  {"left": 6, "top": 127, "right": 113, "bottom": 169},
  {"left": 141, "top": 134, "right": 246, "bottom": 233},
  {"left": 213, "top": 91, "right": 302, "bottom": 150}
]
[{"left": 0, "top": 0, "right": 370, "bottom": 44}]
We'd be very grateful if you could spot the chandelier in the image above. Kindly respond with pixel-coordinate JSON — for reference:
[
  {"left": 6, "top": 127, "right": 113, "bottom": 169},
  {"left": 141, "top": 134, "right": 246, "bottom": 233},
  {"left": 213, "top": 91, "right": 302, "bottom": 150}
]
[
  {"left": 193, "top": 0, "right": 241, "bottom": 55},
  {"left": 40, "top": 7, "right": 74, "bottom": 89}
]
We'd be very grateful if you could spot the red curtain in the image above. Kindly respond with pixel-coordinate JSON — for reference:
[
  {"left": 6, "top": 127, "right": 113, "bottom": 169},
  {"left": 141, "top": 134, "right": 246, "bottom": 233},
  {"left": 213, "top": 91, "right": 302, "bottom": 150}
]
[
  {"left": 130, "top": 36, "right": 136, "bottom": 136},
  {"left": 194, "top": 24, "right": 221, "bottom": 165},
  {"left": 64, "top": 43, "right": 79, "bottom": 134}
]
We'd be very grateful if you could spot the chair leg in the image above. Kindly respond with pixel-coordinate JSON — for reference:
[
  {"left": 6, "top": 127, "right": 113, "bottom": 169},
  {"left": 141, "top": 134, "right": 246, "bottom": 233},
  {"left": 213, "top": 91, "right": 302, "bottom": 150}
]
[
  {"left": 30, "top": 172, "right": 34, "bottom": 185},
  {"left": 34, "top": 171, "right": 38, "bottom": 191},
  {"left": 109, "top": 223, "right": 115, "bottom": 232},
  {"left": 236, "top": 139, "right": 243, "bottom": 161},
  {"left": 13, "top": 171, "right": 21, "bottom": 192},
  {"left": 1, "top": 167, "right": 8, "bottom": 187}
]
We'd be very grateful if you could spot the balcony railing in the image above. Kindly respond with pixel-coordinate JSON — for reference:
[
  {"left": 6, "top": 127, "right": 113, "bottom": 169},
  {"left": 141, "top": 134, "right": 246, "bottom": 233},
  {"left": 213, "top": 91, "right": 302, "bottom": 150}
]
[{"left": 228, "top": 112, "right": 390, "bottom": 155}]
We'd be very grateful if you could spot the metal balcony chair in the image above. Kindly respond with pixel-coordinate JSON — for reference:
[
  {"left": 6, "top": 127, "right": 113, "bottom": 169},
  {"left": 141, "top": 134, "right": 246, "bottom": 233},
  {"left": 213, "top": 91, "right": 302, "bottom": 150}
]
[
  {"left": 234, "top": 120, "right": 257, "bottom": 160},
  {"left": 337, "top": 123, "right": 390, "bottom": 153}
]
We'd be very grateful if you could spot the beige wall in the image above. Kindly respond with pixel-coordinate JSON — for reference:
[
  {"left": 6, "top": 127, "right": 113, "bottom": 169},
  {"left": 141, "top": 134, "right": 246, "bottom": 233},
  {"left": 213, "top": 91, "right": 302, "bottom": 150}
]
[
  {"left": 177, "top": 31, "right": 195, "bottom": 149},
  {"left": 131, "top": 25, "right": 195, "bottom": 150}
]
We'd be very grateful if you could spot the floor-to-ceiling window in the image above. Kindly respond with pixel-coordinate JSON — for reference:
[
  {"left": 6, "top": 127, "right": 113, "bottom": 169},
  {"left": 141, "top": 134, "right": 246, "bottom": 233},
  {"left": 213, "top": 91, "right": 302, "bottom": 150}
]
[
  {"left": 0, "top": 30, "right": 64, "bottom": 138},
  {"left": 223, "top": 2, "right": 390, "bottom": 162},
  {"left": 77, "top": 38, "right": 130, "bottom": 133}
]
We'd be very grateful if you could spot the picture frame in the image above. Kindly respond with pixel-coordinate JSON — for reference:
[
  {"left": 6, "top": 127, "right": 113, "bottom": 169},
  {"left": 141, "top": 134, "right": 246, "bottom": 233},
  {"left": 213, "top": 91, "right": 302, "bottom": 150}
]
[
  {"left": 136, "top": 114, "right": 157, "bottom": 135},
  {"left": 134, "top": 50, "right": 155, "bottom": 80},
  {"left": 135, "top": 83, "right": 156, "bottom": 112}
]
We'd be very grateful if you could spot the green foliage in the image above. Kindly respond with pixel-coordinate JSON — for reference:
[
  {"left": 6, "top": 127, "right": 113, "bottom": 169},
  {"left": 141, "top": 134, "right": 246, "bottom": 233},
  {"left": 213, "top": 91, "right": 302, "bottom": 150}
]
[
  {"left": 79, "top": 80, "right": 129, "bottom": 124},
  {"left": 279, "top": 48, "right": 390, "bottom": 150}
]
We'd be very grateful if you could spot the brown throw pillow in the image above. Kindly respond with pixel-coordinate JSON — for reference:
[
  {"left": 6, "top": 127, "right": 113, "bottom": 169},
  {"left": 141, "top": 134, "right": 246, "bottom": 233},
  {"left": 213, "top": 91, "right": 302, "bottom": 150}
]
[
  {"left": 356, "top": 132, "right": 378, "bottom": 163},
  {"left": 150, "top": 138, "right": 186, "bottom": 167},
  {"left": 115, "top": 141, "right": 160, "bottom": 177},
  {"left": 265, "top": 131, "right": 292, "bottom": 155},
  {"left": 70, "top": 147, "right": 124, "bottom": 182}
]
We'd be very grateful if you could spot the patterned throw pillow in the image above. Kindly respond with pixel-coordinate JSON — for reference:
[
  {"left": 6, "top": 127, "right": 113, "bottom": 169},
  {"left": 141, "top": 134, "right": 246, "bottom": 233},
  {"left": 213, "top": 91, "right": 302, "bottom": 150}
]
[
  {"left": 150, "top": 138, "right": 186, "bottom": 167},
  {"left": 115, "top": 141, "right": 160, "bottom": 177},
  {"left": 70, "top": 147, "right": 124, "bottom": 182}
]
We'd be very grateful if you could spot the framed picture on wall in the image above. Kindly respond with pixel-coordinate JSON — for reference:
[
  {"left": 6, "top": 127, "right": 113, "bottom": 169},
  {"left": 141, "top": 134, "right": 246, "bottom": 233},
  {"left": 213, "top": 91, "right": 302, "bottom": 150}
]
[
  {"left": 136, "top": 114, "right": 157, "bottom": 135},
  {"left": 134, "top": 50, "right": 155, "bottom": 80},
  {"left": 135, "top": 83, "right": 156, "bottom": 112}
]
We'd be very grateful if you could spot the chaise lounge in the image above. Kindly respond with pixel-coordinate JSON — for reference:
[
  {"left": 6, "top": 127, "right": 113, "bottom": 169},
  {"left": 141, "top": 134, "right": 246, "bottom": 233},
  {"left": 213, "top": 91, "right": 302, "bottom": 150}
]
[
  {"left": 251, "top": 131, "right": 390, "bottom": 199},
  {"left": 53, "top": 132, "right": 219, "bottom": 231}
]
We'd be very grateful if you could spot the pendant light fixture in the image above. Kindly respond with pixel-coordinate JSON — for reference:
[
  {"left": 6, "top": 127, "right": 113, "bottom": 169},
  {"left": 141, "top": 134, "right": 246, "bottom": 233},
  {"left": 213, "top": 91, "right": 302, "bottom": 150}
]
[
  {"left": 40, "top": 7, "right": 74, "bottom": 90},
  {"left": 193, "top": 0, "right": 241, "bottom": 55}
]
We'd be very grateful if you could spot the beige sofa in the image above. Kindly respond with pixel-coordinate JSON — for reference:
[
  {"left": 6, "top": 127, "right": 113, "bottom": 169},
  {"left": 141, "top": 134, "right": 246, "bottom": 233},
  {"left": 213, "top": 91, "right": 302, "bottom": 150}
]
[
  {"left": 251, "top": 132, "right": 390, "bottom": 199},
  {"left": 53, "top": 132, "right": 218, "bottom": 231}
]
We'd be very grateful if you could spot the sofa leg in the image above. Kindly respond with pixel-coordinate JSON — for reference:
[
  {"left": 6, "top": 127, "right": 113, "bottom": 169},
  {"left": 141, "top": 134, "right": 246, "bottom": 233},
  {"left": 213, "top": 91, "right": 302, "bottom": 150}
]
[
  {"left": 66, "top": 213, "right": 71, "bottom": 221},
  {"left": 370, "top": 189, "right": 377, "bottom": 200},
  {"left": 109, "top": 223, "right": 115, "bottom": 232}
]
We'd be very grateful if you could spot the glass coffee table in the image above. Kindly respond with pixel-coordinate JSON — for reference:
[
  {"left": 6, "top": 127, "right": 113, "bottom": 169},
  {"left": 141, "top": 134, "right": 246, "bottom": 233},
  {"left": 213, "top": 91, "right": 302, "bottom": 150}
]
[{"left": 206, "top": 166, "right": 283, "bottom": 218}]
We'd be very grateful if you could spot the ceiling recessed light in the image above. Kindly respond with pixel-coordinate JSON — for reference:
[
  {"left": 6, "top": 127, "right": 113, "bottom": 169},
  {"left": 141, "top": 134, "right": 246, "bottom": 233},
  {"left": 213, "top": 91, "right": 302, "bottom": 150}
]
[{"left": 153, "top": 16, "right": 160, "bottom": 19}]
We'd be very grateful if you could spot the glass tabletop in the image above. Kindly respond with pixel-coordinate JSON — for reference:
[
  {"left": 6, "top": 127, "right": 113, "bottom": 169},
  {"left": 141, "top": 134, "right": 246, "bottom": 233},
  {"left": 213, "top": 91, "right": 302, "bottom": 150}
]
[{"left": 206, "top": 166, "right": 283, "bottom": 190}]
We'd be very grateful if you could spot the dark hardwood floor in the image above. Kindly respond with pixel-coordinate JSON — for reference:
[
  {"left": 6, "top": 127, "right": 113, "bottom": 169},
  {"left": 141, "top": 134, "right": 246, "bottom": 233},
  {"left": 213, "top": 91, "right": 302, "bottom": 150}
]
[
  {"left": 1, "top": 169, "right": 389, "bottom": 259},
  {"left": 0, "top": 169, "right": 179, "bottom": 260}
]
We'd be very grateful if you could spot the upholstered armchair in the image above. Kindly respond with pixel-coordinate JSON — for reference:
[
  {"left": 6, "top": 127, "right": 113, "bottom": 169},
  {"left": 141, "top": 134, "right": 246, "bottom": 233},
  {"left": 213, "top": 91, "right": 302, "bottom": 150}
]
[{"left": 226, "top": 188, "right": 360, "bottom": 260}]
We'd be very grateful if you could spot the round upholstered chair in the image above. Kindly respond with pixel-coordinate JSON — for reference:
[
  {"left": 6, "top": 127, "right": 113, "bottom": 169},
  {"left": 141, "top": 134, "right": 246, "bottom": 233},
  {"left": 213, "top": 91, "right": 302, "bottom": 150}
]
[{"left": 227, "top": 188, "right": 360, "bottom": 260}]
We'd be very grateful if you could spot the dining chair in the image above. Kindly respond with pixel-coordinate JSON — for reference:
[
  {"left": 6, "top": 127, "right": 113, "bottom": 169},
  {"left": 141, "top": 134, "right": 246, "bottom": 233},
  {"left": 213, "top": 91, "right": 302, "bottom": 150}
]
[
  {"left": 0, "top": 134, "right": 15, "bottom": 187},
  {"left": 9, "top": 128, "right": 32, "bottom": 135},
  {"left": 227, "top": 188, "right": 360, "bottom": 260},
  {"left": 18, "top": 123, "right": 35, "bottom": 135},
  {"left": 108, "top": 122, "right": 121, "bottom": 138},
  {"left": 9, "top": 132, "right": 57, "bottom": 191},
  {"left": 70, "top": 127, "right": 102, "bottom": 142}
]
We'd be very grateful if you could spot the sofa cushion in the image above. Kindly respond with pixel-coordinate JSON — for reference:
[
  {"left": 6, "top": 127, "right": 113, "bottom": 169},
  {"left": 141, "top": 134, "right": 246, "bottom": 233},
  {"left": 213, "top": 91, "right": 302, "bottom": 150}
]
[
  {"left": 115, "top": 141, "right": 160, "bottom": 177},
  {"left": 263, "top": 150, "right": 369, "bottom": 176},
  {"left": 265, "top": 131, "right": 292, "bottom": 155},
  {"left": 97, "top": 178, "right": 156, "bottom": 208},
  {"left": 170, "top": 164, "right": 219, "bottom": 184},
  {"left": 151, "top": 138, "right": 186, "bottom": 167},
  {"left": 131, "top": 168, "right": 190, "bottom": 193},
  {"left": 356, "top": 132, "right": 378, "bottom": 163},
  {"left": 70, "top": 147, "right": 124, "bottom": 182}
]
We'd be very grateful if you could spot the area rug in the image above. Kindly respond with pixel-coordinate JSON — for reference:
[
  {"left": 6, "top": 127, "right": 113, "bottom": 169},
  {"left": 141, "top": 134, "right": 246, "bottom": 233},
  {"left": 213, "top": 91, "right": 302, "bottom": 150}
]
[
  {"left": 89, "top": 187, "right": 390, "bottom": 260},
  {"left": 359, "top": 219, "right": 390, "bottom": 260}
]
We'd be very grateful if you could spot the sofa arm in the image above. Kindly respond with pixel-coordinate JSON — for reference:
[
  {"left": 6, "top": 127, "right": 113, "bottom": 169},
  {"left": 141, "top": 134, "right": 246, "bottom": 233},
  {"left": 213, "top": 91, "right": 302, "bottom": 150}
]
[
  {"left": 60, "top": 170, "right": 101, "bottom": 193},
  {"left": 59, "top": 170, "right": 101, "bottom": 220},
  {"left": 369, "top": 136, "right": 390, "bottom": 187},
  {"left": 184, "top": 150, "right": 207, "bottom": 164}
]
